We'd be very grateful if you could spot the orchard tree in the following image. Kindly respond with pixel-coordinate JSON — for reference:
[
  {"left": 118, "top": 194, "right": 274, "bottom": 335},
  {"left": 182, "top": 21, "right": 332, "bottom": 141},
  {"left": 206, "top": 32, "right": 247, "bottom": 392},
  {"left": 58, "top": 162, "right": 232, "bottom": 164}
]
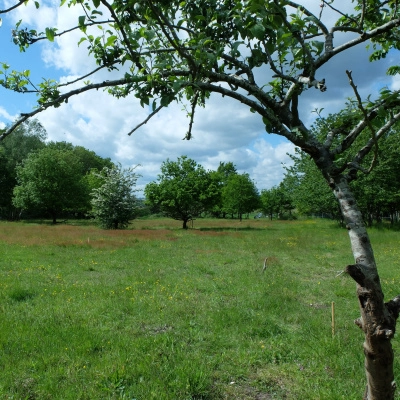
[
  {"left": 209, "top": 161, "right": 238, "bottom": 218},
  {"left": 0, "top": 120, "right": 46, "bottom": 219},
  {"left": 2, "top": 1, "right": 400, "bottom": 397},
  {"left": 13, "top": 147, "right": 89, "bottom": 223},
  {"left": 260, "top": 186, "right": 281, "bottom": 220},
  {"left": 47, "top": 141, "right": 114, "bottom": 175},
  {"left": 222, "top": 173, "right": 260, "bottom": 220},
  {"left": 145, "top": 156, "right": 219, "bottom": 229},
  {"left": 284, "top": 147, "right": 341, "bottom": 219},
  {"left": 90, "top": 164, "right": 140, "bottom": 229}
]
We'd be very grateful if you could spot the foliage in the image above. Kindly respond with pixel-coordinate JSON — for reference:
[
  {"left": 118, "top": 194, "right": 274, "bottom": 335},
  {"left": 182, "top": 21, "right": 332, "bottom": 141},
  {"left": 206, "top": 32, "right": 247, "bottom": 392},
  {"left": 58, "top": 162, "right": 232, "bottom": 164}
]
[
  {"left": 90, "top": 164, "right": 140, "bottom": 229},
  {"left": 283, "top": 148, "right": 341, "bottom": 219},
  {"left": 13, "top": 147, "right": 89, "bottom": 223},
  {"left": 222, "top": 173, "right": 260, "bottom": 220},
  {"left": 284, "top": 122, "right": 400, "bottom": 225},
  {"left": 145, "top": 156, "right": 219, "bottom": 228},
  {"left": 0, "top": 120, "right": 46, "bottom": 219},
  {"left": 351, "top": 130, "right": 400, "bottom": 226},
  {"left": 260, "top": 184, "right": 293, "bottom": 220},
  {"left": 209, "top": 161, "right": 238, "bottom": 218},
  {"left": 47, "top": 141, "right": 114, "bottom": 175}
]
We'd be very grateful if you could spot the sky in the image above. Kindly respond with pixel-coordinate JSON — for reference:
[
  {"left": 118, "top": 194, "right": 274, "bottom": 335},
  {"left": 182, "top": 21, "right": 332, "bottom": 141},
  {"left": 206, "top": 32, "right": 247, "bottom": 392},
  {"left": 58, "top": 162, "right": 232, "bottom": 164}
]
[{"left": 0, "top": 0, "right": 399, "bottom": 192}]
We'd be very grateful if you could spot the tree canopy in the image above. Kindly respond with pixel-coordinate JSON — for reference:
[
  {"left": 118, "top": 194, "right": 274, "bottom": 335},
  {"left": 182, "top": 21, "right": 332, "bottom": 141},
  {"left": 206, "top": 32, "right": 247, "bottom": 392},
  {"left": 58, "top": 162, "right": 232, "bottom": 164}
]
[
  {"left": 222, "top": 173, "right": 260, "bottom": 220},
  {"left": 145, "top": 156, "right": 219, "bottom": 228},
  {"left": 90, "top": 164, "right": 140, "bottom": 229},
  {"left": 0, "top": 120, "right": 46, "bottom": 219},
  {"left": 13, "top": 147, "right": 89, "bottom": 223},
  {"left": 2, "top": 0, "right": 400, "bottom": 397}
]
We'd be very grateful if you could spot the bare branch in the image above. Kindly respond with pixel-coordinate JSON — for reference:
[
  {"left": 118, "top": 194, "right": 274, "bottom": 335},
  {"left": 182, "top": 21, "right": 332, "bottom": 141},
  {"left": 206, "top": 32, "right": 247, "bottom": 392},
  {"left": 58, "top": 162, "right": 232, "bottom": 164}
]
[
  {"left": 0, "top": 76, "right": 147, "bottom": 142},
  {"left": 322, "top": 0, "right": 359, "bottom": 25},
  {"left": 351, "top": 110, "right": 400, "bottom": 168},
  {"left": 0, "top": 0, "right": 24, "bottom": 14},
  {"left": 316, "top": 17, "right": 400, "bottom": 69},
  {"left": 286, "top": 0, "right": 329, "bottom": 36},
  {"left": 183, "top": 92, "right": 199, "bottom": 140},
  {"left": 346, "top": 70, "right": 378, "bottom": 173},
  {"left": 127, "top": 105, "right": 164, "bottom": 136},
  {"left": 220, "top": 54, "right": 255, "bottom": 85},
  {"left": 58, "top": 63, "right": 119, "bottom": 88}
]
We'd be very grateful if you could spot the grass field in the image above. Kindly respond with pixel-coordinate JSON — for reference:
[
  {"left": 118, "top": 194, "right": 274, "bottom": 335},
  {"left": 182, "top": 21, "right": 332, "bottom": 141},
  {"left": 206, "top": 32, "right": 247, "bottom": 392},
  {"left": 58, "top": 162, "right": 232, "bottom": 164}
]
[{"left": 1, "top": 217, "right": 400, "bottom": 399}]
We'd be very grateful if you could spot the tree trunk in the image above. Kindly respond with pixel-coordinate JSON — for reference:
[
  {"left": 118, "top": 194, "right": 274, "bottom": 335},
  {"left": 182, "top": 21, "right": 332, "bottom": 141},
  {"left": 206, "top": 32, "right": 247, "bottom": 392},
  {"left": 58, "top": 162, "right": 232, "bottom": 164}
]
[
  {"left": 182, "top": 219, "right": 188, "bottom": 229},
  {"left": 331, "top": 175, "right": 400, "bottom": 400},
  {"left": 50, "top": 210, "right": 57, "bottom": 224}
]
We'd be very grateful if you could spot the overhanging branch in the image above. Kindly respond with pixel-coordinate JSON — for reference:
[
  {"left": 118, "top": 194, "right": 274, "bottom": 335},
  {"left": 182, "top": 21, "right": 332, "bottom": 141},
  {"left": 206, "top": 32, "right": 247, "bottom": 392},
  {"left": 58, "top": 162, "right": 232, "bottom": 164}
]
[{"left": 127, "top": 105, "right": 164, "bottom": 136}]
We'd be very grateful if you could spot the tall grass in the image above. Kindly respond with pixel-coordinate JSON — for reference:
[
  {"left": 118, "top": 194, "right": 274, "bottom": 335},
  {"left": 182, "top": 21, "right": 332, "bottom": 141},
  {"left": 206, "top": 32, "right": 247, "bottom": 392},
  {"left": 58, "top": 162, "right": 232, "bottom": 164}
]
[{"left": 0, "top": 218, "right": 399, "bottom": 399}]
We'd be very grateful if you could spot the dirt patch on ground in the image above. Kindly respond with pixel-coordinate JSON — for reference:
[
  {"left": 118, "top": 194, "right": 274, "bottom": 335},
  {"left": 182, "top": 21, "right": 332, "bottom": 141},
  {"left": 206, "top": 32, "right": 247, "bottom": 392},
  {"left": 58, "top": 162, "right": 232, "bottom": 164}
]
[{"left": 0, "top": 224, "right": 177, "bottom": 248}]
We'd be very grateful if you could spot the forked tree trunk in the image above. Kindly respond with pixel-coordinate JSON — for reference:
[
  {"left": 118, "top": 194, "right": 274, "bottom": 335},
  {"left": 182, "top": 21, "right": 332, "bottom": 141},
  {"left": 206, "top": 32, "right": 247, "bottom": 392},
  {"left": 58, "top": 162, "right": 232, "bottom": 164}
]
[{"left": 331, "top": 175, "right": 400, "bottom": 400}]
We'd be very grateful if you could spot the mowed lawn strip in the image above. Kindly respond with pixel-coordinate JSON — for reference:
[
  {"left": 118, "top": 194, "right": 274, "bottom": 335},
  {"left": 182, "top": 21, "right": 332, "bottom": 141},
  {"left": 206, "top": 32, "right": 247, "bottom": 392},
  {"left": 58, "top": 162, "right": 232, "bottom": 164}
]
[{"left": 0, "top": 218, "right": 400, "bottom": 399}]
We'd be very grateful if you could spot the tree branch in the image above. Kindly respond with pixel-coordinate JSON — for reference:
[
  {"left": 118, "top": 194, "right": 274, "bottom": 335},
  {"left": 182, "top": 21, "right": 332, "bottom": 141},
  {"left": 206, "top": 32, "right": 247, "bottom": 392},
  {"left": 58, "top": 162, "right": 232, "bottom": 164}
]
[
  {"left": 99, "top": 0, "right": 145, "bottom": 72},
  {"left": 315, "top": 17, "right": 400, "bottom": 69},
  {"left": 0, "top": 0, "right": 25, "bottom": 14},
  {"left": 127, "top": 105, "right": 164, "bottom": 136},
  {"left": 346, "top": 70, "right": 378, "bottom": 173},
  {"left": 19, "top": 21, "right": 114, "bottom": 45}
]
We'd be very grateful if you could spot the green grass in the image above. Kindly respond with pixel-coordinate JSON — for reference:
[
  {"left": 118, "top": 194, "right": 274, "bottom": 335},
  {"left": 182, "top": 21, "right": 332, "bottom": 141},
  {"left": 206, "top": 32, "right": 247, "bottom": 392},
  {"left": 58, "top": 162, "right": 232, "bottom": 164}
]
[{"left": 0, "top": 218, "right": 400, "bottom": 399}]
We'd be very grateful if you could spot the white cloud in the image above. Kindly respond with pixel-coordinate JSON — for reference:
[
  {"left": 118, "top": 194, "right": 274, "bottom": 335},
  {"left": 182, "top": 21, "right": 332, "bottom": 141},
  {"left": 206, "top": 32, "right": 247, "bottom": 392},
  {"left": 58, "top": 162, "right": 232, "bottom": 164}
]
[{"left": 0, "top": 106, "right": 17, "bottom": 123}]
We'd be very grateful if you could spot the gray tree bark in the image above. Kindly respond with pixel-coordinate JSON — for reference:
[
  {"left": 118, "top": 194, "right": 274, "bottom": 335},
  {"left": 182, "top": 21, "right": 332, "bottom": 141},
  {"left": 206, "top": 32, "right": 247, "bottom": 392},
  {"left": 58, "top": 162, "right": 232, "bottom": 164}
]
[{"left": 332, "top": 174, "right": 400, "bottom": 400}]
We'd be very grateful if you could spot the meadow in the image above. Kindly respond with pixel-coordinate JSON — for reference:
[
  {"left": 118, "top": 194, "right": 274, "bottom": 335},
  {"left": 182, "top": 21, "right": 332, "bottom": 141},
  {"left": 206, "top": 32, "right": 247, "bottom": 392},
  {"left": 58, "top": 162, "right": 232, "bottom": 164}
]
[{"left": 1, "top": 217, "right": 400, "bottom": 399}]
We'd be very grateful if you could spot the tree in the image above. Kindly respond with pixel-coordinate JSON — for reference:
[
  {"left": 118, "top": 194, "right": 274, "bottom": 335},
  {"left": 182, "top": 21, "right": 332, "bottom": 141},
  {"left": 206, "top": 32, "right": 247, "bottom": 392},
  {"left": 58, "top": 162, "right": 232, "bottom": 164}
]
[
  {"left": 13, "top": 147, "right": 89, "bottom": 223},
  {"left": 260, "top": 186, "right": 281, "bottom": 220},
  {"left": 2, "top": 1, "right": 400, "bottom": 397},
  {"left": 222, "top": 173, "right": 260, "bottom": 220},
  {"left": 0, "top": 120, "right": 46, "bottom": 219},
  {"left": 47, "top": 141, "right": 114, "bottom": 175},
  {"left": 145, "top": 156, "right": 219, "bottom": 229},
  {"left": 209, "top": 161, "right": 238, "bottom": 218},
  {"left": 90, "top": 164, "right": 140, "bottom": 229},
  {"left": 284, "top": 148, "right": 341, "bottom": 220}
]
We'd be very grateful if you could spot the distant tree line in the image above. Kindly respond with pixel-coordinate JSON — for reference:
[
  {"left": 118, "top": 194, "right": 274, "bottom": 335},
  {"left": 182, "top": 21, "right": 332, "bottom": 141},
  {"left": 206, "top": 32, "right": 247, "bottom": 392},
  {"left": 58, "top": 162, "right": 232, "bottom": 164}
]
[
  {"left": 276, "top": 116, "right": 400, "bottom": 227},
  {"left": 145, "top": 156, "right": 260, "bottom": 228},
  {"left": 4, "top": 121, "right": 399, "bottom": 229},
  {"left": 0, "top": 120, "right": 140, "bottom": 228}
]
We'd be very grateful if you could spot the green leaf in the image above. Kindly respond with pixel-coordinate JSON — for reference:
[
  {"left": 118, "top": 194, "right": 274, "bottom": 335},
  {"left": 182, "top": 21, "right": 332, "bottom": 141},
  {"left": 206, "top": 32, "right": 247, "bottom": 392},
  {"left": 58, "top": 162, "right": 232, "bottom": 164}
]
[
  {"left": 78, "top": 15, "right": 86, "bottom": 27},
  {"left": 45, "top": 27, "right": 55, "bottom": 42},
  {"left": 34, "top": 1, "right": 40, "bottom": 9},
  {"left": 92, "top": 0, "right": 100, "bottom": 8},
  {"left": 77, "top": 37, "right": 87, "bottom": 46},
  {"left": 105, "top": 35, "right": 117, "bottom": 47},
  {"left": 250, "top": 23, "right": 265, "bottom": 40},
  {"left": 262, "top": 117, "right": 273, "bottom": 132},
  {"left": 387, "top": 66, "right": 400, "bottom": 76}
]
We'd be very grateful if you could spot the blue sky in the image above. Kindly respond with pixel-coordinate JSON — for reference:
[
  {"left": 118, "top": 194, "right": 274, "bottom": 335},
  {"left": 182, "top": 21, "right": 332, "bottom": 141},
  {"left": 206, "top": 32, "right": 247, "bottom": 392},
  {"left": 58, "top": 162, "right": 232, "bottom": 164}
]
[{"left": 0, "top": 1, "right": 398, "bottom": 191}]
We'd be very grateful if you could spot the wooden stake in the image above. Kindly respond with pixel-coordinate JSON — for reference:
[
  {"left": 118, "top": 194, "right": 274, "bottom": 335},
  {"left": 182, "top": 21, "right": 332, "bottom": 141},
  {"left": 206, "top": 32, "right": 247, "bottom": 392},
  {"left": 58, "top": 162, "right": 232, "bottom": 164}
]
[{"left": 331, "top": 301, "right": 335, "bottom": 337}]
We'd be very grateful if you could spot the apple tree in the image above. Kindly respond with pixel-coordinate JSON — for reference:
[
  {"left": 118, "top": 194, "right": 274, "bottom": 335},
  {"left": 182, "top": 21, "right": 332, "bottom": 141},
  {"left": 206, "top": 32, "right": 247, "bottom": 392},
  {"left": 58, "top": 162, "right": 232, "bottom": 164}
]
[{"left": 1, "top": 1, "right": 400, "bottom": 397}]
